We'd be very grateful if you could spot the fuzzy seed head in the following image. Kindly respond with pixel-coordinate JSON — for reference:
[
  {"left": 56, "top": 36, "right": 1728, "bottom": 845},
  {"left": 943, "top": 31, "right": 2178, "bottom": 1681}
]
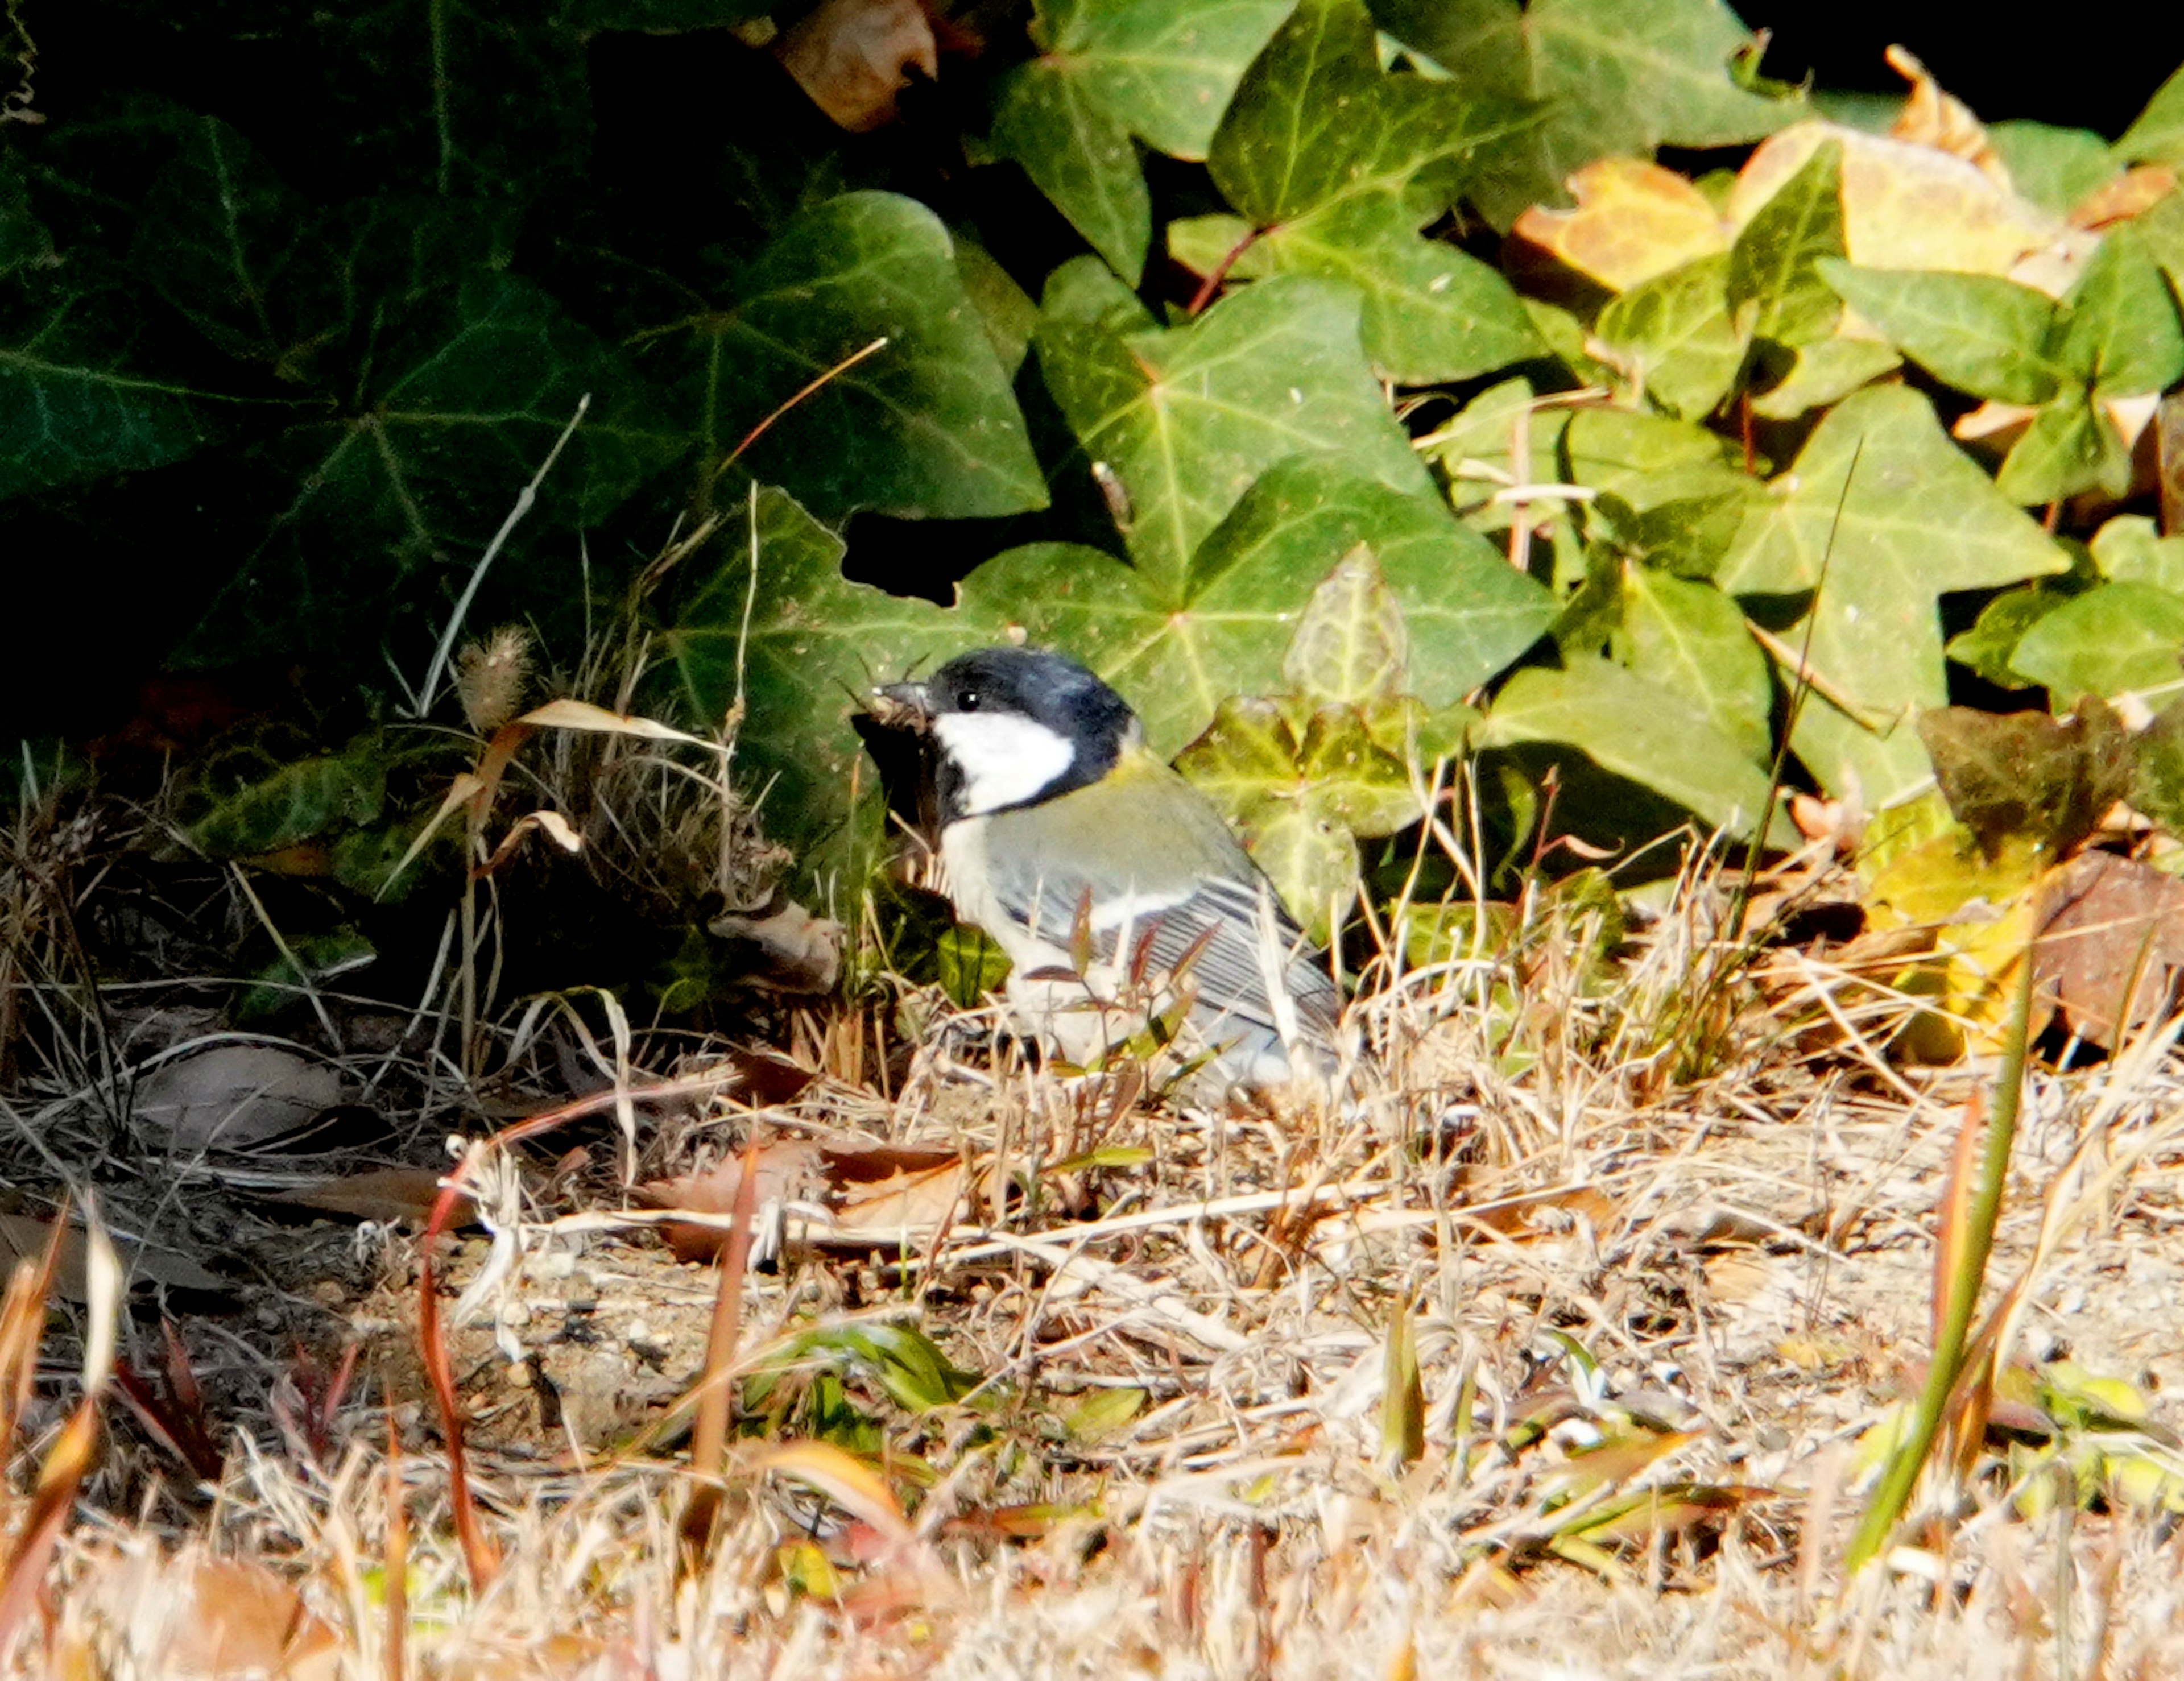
[{"left": 457, "top": 626, "right": 532, "bottom": 732}]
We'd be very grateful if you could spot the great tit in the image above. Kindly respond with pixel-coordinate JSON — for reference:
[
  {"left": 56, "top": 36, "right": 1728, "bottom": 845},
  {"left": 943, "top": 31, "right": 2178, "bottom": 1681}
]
[{"left": 875, "top": 647, "right": 1341, "bottom": 1094}]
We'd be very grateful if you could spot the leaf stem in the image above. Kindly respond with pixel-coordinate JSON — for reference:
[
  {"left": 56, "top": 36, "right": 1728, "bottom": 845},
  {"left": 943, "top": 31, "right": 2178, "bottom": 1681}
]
[{"left": 1188, "top": 227, "right": 1265, "bottom": 316}]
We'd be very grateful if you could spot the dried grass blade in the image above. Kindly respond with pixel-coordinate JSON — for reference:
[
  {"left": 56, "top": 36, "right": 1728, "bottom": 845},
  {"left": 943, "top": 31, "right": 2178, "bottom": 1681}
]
[
  {"left": 681, "top": 1131, "right": 763, "bottom": 1560},
  {"left": 0, "top": 1209, "right": 115, "bottom": 1664}
]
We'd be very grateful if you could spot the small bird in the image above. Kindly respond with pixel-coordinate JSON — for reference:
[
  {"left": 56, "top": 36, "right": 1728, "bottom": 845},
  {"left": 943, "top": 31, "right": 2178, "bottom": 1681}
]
[{"left": 874, "top": 647, "right": 1341, "bottom": 1094}]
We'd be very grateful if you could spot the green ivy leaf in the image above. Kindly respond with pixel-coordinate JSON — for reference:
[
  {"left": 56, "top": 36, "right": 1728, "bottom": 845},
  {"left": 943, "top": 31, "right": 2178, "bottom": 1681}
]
[
  {"left": 953, "top": 233, "right": 1040, "bottom": 378},
  {"left": 1722, "top": 385, "right": 2069, "bottom": 804},
  {"left": 187, "top": 271, "right": 679, "bottom": 659},
  {"left": 1174, "top": 693, "right": 1419, "bottom": 944},
  {"left": 1593, "top": 254, "right": 1747, "bottom": 419},
  {"left": 2054, "top": 224, "right": 2184, "bottom": 399},
  {"left": 988, "top": 59, "right": 1152, "bottom": 283},
  {"left": 1188, "top": 457, "right": 1552, "bottom": 719},
  {"left": 1612, "top": 568, "right": 1770, "bottom": 762},
  {"left": 1205, "top": 0, "right": 1538, "bottom": 382},
  {"left": 1367, "top": 0, "right": 1531, "bottom": 100},
  {"left": 1476, "top": 658, "right": 1772, "bottom": 836},
  {"left": 0, "top": 262, "right": 231, "bottom": 501},
  {"left": 235, "top": 929, "right": 378, "bottom": 1025},
  {"left": 1281, "top": 545, "right": 1408, "bottom": 707},
  {"left": 188, "top": 747, "right": 388, "bottom": 858},
  {"left": 1039, "top": 252, "right": 1157, "bottom": 334},
  {"left": 1293, "top": 702, "right": 1431, "bottom": 833},
  {"left": 1986, "top": 121, "right": 2119, "bottom": 218},
  {"left": 1246, "top": 799, "right": 1359, "bottom": 945},
  {"left": 0, "top": 154, "right": 52, "bottom": 276},
  {"left": 2009, "top": 582, "right": 2184, "bottom": 701},
  {"left": 1593, "top": 486, "right": 1759, "bottom": 581},
  {"left": 1371, "top": 0, "right": 1804, "bottom": 226},
  {"left": 129, "top": 115, "right": 336, "bottom": 372},
  {"left": 2092, "top": 515, "right": 2184, "bottom": 596},
  {"left": 1946, "top": 584, "right": 2078, "bottom": 690},
  {"left": 1032, "top": 275, "right": 1430, "bottom": 597},
  {"left": 2131, "top": 699, "right": 2184, "bottom": 835},
  {"left": 662, "top": 487, "right": 953, "bottom": 885},
  {"left": 1018, "top": 0, "right": 1294, "bottom": 164},
  {"left": 1173, "top": 695, "right": 1296, "bottom": 815},
  {"left": 1818, "top": 261, "right": 2064, "bottom": 405},
  {"left": 1727, "top": 138, "right": 1844, "bottom": 349},
  {"left": 1747, "top": 337, "right": 1900, "bottom": 420},
  {"left": 306, "top": 1, "right": 590, "bottom": 208},
  {"left": 652, "top": 192, "right": 1044, "bottom": 521},
  {"left": 958, "top": 460, "right": 1545, "bottom": 757},
  {"left": 2117, "top": 64, "right": 2184, "bottom": 167},
  {"left": 1996, "top": 392, "right": 2133, "bottom": 506}
]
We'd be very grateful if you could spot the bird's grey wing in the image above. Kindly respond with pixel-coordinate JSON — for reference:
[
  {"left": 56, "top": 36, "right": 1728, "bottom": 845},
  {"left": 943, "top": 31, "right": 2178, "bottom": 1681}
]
[{"left": 985, "top": 851, "right": 1338, "bottom": 1046}]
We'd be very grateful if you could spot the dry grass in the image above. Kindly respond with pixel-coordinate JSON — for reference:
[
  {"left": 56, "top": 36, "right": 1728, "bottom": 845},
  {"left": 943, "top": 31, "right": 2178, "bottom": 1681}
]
[{"left": 8, "top": 740, "right": 2184, "bottom": 1679}]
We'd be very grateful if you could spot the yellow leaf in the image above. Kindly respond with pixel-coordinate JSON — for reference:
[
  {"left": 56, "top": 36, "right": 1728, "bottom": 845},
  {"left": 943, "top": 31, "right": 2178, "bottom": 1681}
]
[{"left": 1513, "top": 158, "right": 1729, "bottom": 292}]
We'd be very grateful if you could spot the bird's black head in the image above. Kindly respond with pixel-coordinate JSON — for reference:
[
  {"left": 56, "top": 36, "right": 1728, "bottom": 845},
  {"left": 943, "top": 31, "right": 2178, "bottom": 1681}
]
[{"left": 879, "top": 647, "right": 1138, "bottom": 820}]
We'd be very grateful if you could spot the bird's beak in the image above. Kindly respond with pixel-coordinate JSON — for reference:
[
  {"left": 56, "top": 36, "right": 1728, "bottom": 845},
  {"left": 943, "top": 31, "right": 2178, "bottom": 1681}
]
[{"left": 869, "top": 680, "right": 933, "bottom": 731}]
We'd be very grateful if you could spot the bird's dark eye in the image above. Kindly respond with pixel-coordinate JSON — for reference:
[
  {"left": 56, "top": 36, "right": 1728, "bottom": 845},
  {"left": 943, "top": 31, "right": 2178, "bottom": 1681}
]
[{"left": 958, "top": 688, "right": 981, "bottom": 712}]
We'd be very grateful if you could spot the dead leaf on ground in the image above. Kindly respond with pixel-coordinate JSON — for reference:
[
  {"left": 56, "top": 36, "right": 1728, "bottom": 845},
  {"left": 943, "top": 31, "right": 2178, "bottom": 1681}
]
[
  {"left": 775, "top": 0, "right": 936, "bottom": 132},
  {"left": 133, "top": 1044, "right": 344, "bottom": 1156},
  {"left": 831, "top": 1153, "right": 969, "bottom": 1241},
  {"left": 2035, "top": 848, "right": 2184, "bottom": 1049},
  {"left": 260, "top": 1167, "right": 457, "bottom": 1228},
  {"left": 87, "top": 1551, "right": 339, "bottom": 1681},
  {"left": 0, "top": 1215, "right": 227, "bottom": 1299},
  {"left": 710, "top": 899, "right": 844, "bottom": 993},
  {"left": 639, "top": 1140, "right": 829, "bottom": 1262},
  {"left": 639, "top": 1137, "right": 972, "bottom": 1259}
]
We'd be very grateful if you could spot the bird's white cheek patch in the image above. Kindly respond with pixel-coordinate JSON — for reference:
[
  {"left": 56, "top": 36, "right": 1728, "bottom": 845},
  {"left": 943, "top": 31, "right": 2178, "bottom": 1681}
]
[{"left": 934, "top": 713, "right": 1076, "bottom": 814}]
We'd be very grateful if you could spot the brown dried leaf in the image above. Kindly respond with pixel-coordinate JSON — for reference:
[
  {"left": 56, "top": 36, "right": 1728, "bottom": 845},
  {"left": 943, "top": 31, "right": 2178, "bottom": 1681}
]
[
  {"left": 709, "top": 899, "right": 843, "bottom": 993},
  {"left": 775, "top": 0, "right": 936, "bottom": 133},
  {"left": 89, "top": 1552, "right": 339, "bottom": 1681},
  {"left": 641, "top": 1138, "right": 970, "bottom": 1258},
  {"left": 1884, "top": 45, "right": 2004, "bottom": 181},
  {"left": 478, "top": 807, "right": 584, "bottom": 875},
  {"left": 831, "top": 1156, "right": 967, "bottom": 1240},
  {"left": 514, "top": 698, "right": 716, "bottom": 748},
  {"left": 267, "top": 1167, "right": 454, "bottom": 1228},
  {"left": 133, "top": 1045, "right": 343, "bottom": 1156},
  {"left": 2035, "top": 848, "right": 2184, "bottom": 1048},
  {"left": 0, "top": 1215, "right": 228, "bottom": 1299},
  {"left": 638, "top": 1140, "right": 829, "bottom": 1262},
  {"left": 1730, "top": 122, "right": 2089, "bottom": 293},
  {"left": 2072, "top": 166, "right": 2178, "bottom": 231}
]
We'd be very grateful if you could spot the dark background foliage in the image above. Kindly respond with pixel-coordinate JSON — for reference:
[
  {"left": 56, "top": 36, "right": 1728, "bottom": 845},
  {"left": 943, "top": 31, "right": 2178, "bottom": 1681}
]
[{"left": 7, "top": 0, "right": 2178, "bottom": 744}]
